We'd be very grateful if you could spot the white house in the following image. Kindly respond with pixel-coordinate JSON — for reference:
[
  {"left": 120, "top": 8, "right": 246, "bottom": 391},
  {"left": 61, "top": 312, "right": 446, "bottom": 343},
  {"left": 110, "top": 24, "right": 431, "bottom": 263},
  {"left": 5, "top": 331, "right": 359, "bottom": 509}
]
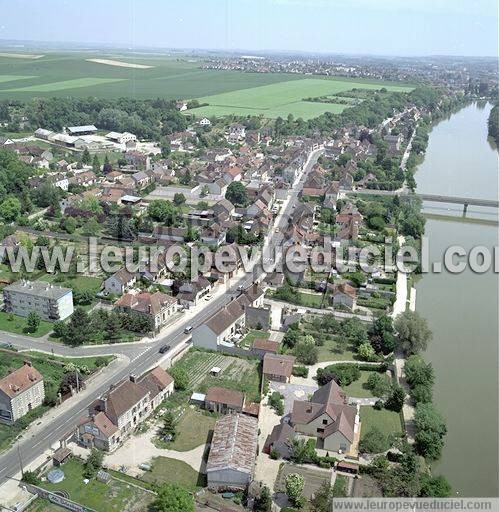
[
  {"left": 103, "top": 268, "right": 137, "bottom": 295},
  {"left": 0, "top": 363, "right": 45, "bottom": 424}
]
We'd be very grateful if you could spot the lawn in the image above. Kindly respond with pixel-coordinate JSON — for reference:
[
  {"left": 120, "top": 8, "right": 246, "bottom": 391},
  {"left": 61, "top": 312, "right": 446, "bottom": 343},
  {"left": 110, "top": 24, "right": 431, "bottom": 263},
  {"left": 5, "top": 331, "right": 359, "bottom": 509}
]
[
  {"left": 0, "top": 350, "right": 112, "bottom": 452},
  {"left": 39, "top": 274, "right": 103, "bottom": 293},
  {"left": 0, "top": 310, "right": 53, "bottom": 337},
  {"left": 343, "top": 371, "right": 390, "bottom": 398},
  {"left": 142, "top": 456, "right": 206, "bottom": 491},
  {"left": 35, "top": 458, "right": 154, "bottom": 512},
  {"left": 333, "top": 474, "right": 349, "bottom": 497},
  {"left": 160, "top": 407, "right": 217, "bottom": 451},
  {"left": 359, "top": 406, "right": 403, "bottom": 440},
  {"left": 187, "top": 77, "right": 414, "bottom": 120},
  {"left": 316, "top": 338, "right": 357, "bottom": 363},
  {"left": 240, "top": 328, "right": 269, "bottom": 349}
]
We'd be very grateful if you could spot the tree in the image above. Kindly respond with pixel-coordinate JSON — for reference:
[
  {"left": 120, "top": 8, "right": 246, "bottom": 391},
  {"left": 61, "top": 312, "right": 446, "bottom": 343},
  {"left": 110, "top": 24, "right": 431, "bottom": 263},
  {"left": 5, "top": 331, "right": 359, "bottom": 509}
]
[
  {"left": 404, "top": 355, "right": 434, "bottom": 388},
  {"left": 419, "top": 475, "right": 452, "bottom": 497},
  {"left": 149, "top": 483, "right": 194, "bottom": 512},
  {"left": 358, "top": 341, "right": 377, "bottom": 362},
  {"left": 359, "top": 426, "right": 391, "bottom": 453},
  {"left": 293, "top": 334, "right": 318, "bottom": 365},
  {"left": 81, "top": 148, "right": 91, "bottom": 165},
  {"left": 105, "top": 312, "right": 122, "bottom": 341},
  {"left": 394, "top": 311, "right": 432, "bottom": 354},
  {"left": 92, "top": 154, "right": 101, "bottom": 173},
  {"left": 366, "top": 372, "right": 390, "bottom": 397},
  {"left": 148, "top": 199, "right": 178, "bottom": 225},
  {"left": 169, "top": 367, "right": 189, "bottom": 390},
  {"left": 26, "top": 311, "right": 41, "bottom": 333},
  {"left": 283, "top": 326, "right": 300, "bottom": 349},
  {"left": 160, "top": 411, "right": 177, "bottom": 441},
  {"left": 0, "top": 196, "right": 21, "bottom": 222},
  {"left": 254, "top": 485, "right": 272, "bottom": 512},
  {"left": 285, "top": 473, "right": 305, "bottom": 507},
  {"left": 173, "top": 193, "right": 186, "bottom": 206},
  {"left": 310, "top": 481, "right": 332, "bottom": 512},
  {"left": 414, "top": 403, "right": 447, "bottom": 461},
  {"left": 63, "top": 216, "right": 77, "bottom": 234},
  {"left": 21, "top": 470, "right": 41, "bottom": 485},
  {"left": 64, "top": 307, "right": 91, "bottom": 346},
  {"left": 385, "top": 383, "right": 405, "bottom": 412},
  {"left": 225, "top": 181, "right": 248, "bottom": 206},
  {"left": 83, "top": 448, "right": 103, "bottom": 478}
]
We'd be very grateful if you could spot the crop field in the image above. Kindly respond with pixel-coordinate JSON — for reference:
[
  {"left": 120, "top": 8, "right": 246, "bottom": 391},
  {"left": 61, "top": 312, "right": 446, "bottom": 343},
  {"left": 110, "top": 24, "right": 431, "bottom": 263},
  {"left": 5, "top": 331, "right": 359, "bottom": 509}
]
[
  {"left": 0, "top": 51, "right": 414, "bottom": 119},
  {"left": 187, "top": 77, "right": 413, "bottom": 120}
]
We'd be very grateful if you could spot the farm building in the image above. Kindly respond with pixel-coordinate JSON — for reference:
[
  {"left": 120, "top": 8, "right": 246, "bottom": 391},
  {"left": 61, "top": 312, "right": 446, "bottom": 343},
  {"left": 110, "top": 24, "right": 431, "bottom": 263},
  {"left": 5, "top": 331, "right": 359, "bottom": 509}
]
[
  {"left": 206, "top": 413, "right": 258, "bottom": 492},
  {"left": 262, "top": 353, "right": 295, "bottom": 382}
]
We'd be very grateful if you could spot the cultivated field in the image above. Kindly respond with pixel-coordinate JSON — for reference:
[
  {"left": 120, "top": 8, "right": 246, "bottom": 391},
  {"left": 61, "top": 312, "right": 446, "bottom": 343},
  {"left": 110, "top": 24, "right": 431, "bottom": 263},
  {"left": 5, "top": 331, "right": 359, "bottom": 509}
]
[
  {"left": 0, "top": 51, "right": 414, "bottom": 120},
  {"left": 187, "top": 77, "right": 414, "bottom": 120}
]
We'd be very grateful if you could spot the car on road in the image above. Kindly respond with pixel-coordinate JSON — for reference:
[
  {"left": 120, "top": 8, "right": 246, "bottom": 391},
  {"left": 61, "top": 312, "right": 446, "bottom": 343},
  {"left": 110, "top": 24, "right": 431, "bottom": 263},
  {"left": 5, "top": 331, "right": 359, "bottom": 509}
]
[
  {"left": 184, "top": 326, "right": 193, "bottom": 334},
  {"left": 204, "top": 294, "right": 213, "bottom": 301},
  {"left": 159, "top": 345, "right": 171, "bottom": 354}
]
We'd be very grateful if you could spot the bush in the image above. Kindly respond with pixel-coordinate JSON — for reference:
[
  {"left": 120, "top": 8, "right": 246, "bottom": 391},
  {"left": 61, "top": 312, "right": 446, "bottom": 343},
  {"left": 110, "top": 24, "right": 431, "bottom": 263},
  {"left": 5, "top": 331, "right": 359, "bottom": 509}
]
[
  {"left": 292, "top": 365, "right": 309, "bottom": 378},
  {"left": 359, "top": 427, "right": 391, "bottom": 453},
  {"left": 169, "top": 367, "right": 189, "bottom": 390},
  {"left": 268, "top": 392, "right": 284, "bottom": 415},
  {"left": 270, "top": 449, "right": 280, "bottom": 460},
  {"left": 317, "top": 364, "right": 361, "bottom": 387}
]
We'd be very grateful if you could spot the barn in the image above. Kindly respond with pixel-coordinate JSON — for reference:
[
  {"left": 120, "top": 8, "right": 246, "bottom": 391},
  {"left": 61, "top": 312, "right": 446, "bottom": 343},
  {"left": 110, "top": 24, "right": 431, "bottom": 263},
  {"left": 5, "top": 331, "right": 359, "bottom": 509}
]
[{"left": 206, "top": 413, "right": 258, "bottom": 491}]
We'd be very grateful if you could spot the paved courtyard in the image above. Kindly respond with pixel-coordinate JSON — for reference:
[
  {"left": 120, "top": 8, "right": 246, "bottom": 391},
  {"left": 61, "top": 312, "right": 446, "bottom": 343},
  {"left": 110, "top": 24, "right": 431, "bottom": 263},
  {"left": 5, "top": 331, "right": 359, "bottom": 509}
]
[{"left": 270, "top": 381, "right": 318, "bottom": 416}]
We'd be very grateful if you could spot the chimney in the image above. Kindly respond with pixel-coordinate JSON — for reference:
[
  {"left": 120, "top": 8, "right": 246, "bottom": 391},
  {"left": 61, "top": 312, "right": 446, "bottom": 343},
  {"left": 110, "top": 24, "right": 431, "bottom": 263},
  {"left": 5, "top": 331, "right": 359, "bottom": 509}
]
[
  {"left": 24, "top": 360, "right": 33, "bottom": 367},
  {"left": 130, "top": 374, "right": 137, "bottom": 383}
]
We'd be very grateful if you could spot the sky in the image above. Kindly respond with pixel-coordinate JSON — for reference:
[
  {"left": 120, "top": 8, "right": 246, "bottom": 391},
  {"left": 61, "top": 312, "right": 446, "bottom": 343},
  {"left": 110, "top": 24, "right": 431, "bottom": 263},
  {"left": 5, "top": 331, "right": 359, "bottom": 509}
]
[{"left": 0, "top": 0, "right": 497, "bottom": 57}]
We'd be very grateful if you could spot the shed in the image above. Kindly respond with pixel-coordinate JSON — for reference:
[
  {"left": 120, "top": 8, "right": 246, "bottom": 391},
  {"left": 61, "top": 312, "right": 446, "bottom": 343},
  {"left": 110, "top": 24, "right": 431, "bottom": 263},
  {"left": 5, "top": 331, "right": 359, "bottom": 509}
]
[
  {"left": 52, "top": 447, "right": 71, "bottom": 466},
  {"left": 210, "top": 366, "right": 222, "bottom": 377},
  {"left": 337, "top": 460, "right": 359, "bottom": 474},
  {"left": 190, "top": 392, "right": 206, "bottom": 405}
]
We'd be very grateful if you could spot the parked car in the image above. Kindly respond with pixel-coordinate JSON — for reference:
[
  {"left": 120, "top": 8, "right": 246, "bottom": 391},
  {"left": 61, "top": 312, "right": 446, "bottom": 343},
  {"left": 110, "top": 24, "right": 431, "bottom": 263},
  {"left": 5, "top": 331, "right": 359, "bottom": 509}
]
[{"left": 184, "top": 326, "right": 193, "bottom": 334}]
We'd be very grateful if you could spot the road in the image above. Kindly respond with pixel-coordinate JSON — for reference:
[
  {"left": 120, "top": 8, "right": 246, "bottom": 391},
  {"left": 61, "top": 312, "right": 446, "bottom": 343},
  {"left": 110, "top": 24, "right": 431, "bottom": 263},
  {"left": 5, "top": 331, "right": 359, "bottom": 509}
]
[{"left": 0, "top": 148, "right": 324, "bottom": 484}]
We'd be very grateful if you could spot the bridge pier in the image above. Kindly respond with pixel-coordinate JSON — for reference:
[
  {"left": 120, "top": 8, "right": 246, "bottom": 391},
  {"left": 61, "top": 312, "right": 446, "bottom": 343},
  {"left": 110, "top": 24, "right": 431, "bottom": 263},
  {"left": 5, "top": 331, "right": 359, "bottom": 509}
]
[{"left": 463, "top": 202, "right": 469, "bottom": 216}]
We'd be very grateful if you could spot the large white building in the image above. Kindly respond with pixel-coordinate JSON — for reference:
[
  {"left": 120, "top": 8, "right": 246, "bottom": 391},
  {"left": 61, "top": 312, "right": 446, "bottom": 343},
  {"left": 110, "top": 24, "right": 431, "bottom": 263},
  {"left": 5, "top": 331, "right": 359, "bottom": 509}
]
[
  {"left": 3, "top": 280, "right": 74, "bottom": 321},
  {"left": 0, "top": 362, "right": 45, "bottom": 424}
]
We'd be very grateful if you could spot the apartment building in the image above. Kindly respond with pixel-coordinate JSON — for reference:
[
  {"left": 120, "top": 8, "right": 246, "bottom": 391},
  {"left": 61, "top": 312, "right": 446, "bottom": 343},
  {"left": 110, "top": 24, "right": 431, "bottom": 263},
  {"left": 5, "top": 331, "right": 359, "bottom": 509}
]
[{"left": 3, "top": 280, "right": 74, "bottom": 321}]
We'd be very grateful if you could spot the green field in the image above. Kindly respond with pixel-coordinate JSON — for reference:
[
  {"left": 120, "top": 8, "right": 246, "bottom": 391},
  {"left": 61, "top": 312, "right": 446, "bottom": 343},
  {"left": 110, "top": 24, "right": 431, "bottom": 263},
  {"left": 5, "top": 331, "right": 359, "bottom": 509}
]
[
  {"left": 0, "top": 51, "right": 414, "bottom": 120},
  {"left": 6, "top": 77, "right": 127, "bottom": 92},
  {"left": 187, "top": 77, "right": 414, "bottom": 120}
]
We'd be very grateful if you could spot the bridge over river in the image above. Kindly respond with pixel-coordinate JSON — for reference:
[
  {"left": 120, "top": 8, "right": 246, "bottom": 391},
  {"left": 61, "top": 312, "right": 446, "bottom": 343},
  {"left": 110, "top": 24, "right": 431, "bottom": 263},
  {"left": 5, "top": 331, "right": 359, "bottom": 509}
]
[{"left": 348, "top": 189, "right": 499, "bottom": 214}]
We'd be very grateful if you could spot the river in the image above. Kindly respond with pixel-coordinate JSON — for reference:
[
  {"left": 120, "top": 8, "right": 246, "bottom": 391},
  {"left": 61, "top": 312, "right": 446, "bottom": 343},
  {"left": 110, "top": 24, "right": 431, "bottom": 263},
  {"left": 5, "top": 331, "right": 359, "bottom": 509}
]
[{"left": 415, "top": 102, "right": 498, "bottom": 497}]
